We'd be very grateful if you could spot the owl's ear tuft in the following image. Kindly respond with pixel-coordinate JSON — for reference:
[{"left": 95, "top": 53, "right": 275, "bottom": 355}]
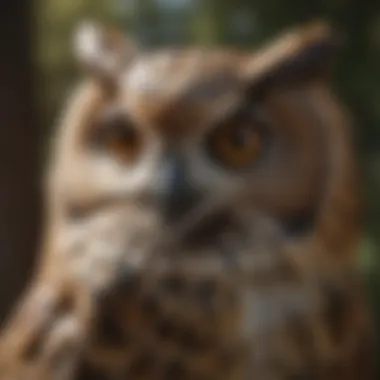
[
  {"left": 242, "top": 21, "right": 344, "bottom": 91},
  {"left": 73, "top": 20, "right": 138, "bottom": 81}
]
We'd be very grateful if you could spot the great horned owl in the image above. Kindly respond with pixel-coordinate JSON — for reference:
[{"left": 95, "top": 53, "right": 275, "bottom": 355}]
[{"left": 0, "top": 21, "right": 374, "bottom": 380}]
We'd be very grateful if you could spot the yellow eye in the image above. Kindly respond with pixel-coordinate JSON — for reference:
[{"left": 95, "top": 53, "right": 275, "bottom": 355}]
[
  {"left": 206, "top": 113, "right": 267, "bottom": 170},
  {"left": 93, "top": 113, "right": 142, "bottom": 162}
]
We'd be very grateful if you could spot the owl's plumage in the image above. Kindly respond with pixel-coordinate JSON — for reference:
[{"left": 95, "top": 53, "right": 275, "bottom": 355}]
[{"left": 0, "top": 21, "right": 374, "bottom": 380}]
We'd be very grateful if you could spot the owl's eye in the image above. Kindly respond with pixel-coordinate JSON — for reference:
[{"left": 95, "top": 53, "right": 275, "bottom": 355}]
[
  {"left": 206, "top": 111, "right": 268, "bottom": 170},
  {"left": 92, "top": 112, "right": 142, "bottom": 162}
]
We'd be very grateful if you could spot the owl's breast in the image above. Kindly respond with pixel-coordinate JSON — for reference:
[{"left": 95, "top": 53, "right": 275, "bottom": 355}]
[
  {"left": 83, "top": 260, "right": 249, "bottom": 380},
  {"left": 75, "top": 244, "right": 369, "bottom": 380},
  {"left": 64, "top": 207, "right": 369, "bottom": 380},
  {"left": 79, "top": 242, "right": 324, "bottom": 380}
]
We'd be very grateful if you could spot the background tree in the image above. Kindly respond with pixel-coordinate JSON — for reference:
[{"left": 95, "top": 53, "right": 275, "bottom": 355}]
[{"left": 0, "top": 2, "right": 41, "bottom": 324}]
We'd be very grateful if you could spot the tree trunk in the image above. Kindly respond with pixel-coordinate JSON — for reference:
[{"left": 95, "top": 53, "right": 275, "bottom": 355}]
[{"left": 0, "top": 2, "right": 41, "bottom": 325}]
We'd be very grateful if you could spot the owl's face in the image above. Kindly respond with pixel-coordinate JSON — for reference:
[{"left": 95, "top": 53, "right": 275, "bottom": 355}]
[{"left": 47, "top": 21, "right": 359, "bottom": 259}]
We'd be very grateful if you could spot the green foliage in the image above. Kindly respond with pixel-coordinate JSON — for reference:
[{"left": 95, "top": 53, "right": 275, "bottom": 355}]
[{"left": 35, "top": 0, "right": 120, "bottom": 129}]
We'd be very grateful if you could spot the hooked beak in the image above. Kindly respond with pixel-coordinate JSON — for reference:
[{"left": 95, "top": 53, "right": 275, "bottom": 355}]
[{"left": 157, "top": 154, "right": 198, "bottom": 222}]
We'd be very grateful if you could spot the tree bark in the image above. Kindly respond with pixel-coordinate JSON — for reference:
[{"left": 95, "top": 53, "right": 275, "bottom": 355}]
[{"left": 0, "top": 2, "right": 41, "bottom": 325}]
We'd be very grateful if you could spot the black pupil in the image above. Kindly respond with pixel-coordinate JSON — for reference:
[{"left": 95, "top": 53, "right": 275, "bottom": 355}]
[
  {"left": 91, "top": 113, "right": 138, "bottom": 150},
  {"left": 108, "top": 118, "right": 135, "bottom": 142},
  {"left": 230, "top": 125, "right": 254, "bottom": 148}
]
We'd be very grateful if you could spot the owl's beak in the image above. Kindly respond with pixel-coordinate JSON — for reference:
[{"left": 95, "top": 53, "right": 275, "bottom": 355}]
[{"left": 158, "top": 155, "right": 198, "bottom": 222}]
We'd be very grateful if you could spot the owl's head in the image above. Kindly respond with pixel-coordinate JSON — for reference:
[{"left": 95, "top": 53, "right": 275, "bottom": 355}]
[{"left": 46, "top": 21, "right": 361, "bottom": 259}]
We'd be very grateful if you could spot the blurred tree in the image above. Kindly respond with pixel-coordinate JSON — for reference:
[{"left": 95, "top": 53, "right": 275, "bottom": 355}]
[{"left": 0, "top": 1, "right": 41, "bottom": 324}]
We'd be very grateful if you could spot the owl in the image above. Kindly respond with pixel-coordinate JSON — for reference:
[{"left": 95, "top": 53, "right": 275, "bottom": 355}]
[{"left": 0, "top": 20, "right": 374, "bottom": 380}]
